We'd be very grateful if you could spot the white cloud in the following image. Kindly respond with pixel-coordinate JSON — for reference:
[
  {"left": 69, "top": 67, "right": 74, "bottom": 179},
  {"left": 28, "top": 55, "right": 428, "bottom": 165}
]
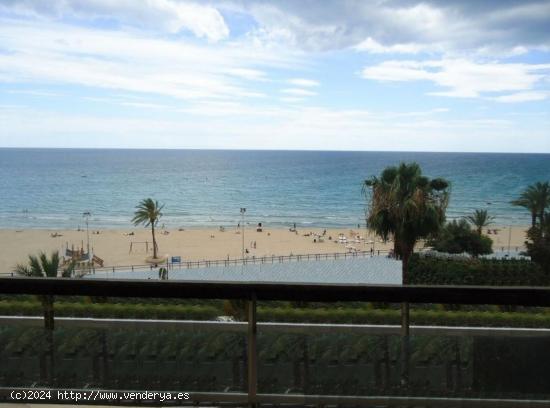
[
  {"left": 0, "top": 19, "right": 300, "bottom": 102},
  {"left": 0, "top": 0, "right": 230, "bottom": 41},
  {"left": 120, "top": 101, "right": 172, "bottom": 110},
  {"left": 7, "top": 89, "right": 62, "bottom": 97},
  {"left": 362, "top": 59, "right": 550, "bottom": 99},
  {"left": 177, "top": 100, "right": 285, "bottom": 117},
  {"left": 1, "top": 1, "right": 549, "bottom": 152},
  {"left": 225, "top": 68, "right": 268, "bottom": 81},
  {"left": 493, "top": 91, "right": 550, "bottom": 103},
  {"left": 281, "top": 88, "right": 317, "bottom": 97},
  {"left": 280, "top": 96, "right": 306, "bottom": 104},
  {"left": 2, "top": 104, "right": 549, "bottom": 152},
  {"left": 354, "top": 37, "right": 431, "bottom": 54},
  {"left": 236, "top": 1, "right": 550, "bottom": 55},
  {"left": 4, "top": 0, "right": 550, "bottom": 56},
  {"left": 287, "top": 78, "right": 319, "bottom": 87}
]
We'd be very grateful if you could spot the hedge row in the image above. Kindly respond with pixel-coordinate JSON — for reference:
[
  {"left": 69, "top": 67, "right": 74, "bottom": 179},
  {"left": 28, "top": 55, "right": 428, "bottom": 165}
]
[
  {"left": 3, "top": 300, "right": 550, "bottom": 328},
  {"left": 409, "top": 255, "right": 550, "bottom": 286},
  {"left": 258, "top": 306, "right": 550, "bottom": 328},
  {"left": 0, "top": 294, "right": 224, "bottom": 307},
  {"left": 0, "top": 300, "right": 219, "bottom": 320}
]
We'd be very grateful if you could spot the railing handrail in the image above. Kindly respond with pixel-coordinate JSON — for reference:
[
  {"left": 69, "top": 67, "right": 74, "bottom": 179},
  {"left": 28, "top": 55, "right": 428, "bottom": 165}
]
[
  {"left": 0, "top": 250, "right": 391, "bottom": 277},
  {"left": 88, "top": 249, "right": 387, "bottom": 273},
  {"left": 2, "top": 278, "right": 550, "bottom": 406},
  {"left": 2, "top": 276, "right": 550, "bottom": 306}
]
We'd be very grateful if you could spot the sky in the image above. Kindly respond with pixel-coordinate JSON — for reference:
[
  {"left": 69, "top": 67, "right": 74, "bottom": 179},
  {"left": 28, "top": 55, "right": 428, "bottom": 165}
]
[{"left": 0, "top": 0, "right": 549, "bottom": 152}]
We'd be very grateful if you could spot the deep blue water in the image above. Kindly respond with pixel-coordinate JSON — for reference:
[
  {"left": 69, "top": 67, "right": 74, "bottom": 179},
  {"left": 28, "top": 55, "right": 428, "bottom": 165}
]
[{"left": 0, "top": 149, "right": 549, "bottom": 229}]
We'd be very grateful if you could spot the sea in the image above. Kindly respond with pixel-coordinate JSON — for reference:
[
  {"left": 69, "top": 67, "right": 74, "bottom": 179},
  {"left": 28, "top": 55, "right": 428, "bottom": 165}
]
[{"left": 1, "top": 148, "right": 549, "bottom": 229}]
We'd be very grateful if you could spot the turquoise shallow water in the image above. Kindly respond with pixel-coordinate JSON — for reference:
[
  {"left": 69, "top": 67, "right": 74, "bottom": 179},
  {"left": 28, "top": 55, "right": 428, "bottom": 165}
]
[{"left": 0, "top": 148, "right": 548, "bottom": 229}]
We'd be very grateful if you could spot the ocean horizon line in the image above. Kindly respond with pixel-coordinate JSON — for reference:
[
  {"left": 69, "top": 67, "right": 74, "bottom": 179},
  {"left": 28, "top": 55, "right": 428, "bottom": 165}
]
[{"left": 1, "top": 147, "right": 550, "bottom": 155}]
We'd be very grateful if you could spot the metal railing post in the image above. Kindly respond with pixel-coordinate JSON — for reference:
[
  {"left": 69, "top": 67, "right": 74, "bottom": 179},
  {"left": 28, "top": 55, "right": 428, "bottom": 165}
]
[
  {"left": 247, "top": 293, "right": 257, "bottom": 408},
  {"left": 401, "top": 301, "right": 410, "bottom": 388}
]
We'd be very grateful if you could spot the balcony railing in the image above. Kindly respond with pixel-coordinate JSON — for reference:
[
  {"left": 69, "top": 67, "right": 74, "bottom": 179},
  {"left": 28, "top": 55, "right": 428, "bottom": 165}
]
[{"left": 1, "top": 277, "right": 550, "bottom": 407}]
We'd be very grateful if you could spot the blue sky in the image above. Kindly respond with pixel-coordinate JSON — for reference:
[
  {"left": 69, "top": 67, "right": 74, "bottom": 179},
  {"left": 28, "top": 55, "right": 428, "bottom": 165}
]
[{"left": 0, "top": 0, "right": 549, "bottom": 152}]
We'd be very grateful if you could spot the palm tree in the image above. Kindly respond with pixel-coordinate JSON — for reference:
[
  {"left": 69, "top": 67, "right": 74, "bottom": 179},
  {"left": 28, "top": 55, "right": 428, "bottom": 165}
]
[
  {"left": 14, "top": 251, "right": 75, "bottom": 329},
  {"left": 14, "top": 251, "right": 73, "bottom": 278},
  {"left": 511, "top": 182, "right": 550, "bottom": 227},
  {"left": 363, "top": 162, "right": 449, "bottom": 387},
  {"left": 132, "top": 198, "right": 164, "bottom": 260},
  {"left": 363, "top": 162, "right": 450, "bottom": 284},
  {"left": 14, "top": 251, "right": 74, "bottom": 384},
  {"left": 466, "top": 209, "right": 494, "bottom": 235},
  {"left": 525, "top": 216, "right": 550, "bottom": 272}
]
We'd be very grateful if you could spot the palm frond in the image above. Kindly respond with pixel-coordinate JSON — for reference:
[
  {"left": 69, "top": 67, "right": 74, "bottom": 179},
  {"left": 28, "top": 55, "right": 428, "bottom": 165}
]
[
  {"left": 39, "top": 251, "right": 59, "bottom": 277},
  {"left": 364, "top": 161, "right": 450, "bottom": 262},
  {"left": 14, "top": 264, "right": 32, "bottom": 276},
  {"left": 28, "top": 254, "right": 44, "bottom": 277},
  {"left": 17, "top": 251, "right": 63, "bottom": 278},
  {"left": 132, "top": 198, "right": 164, "bottom": 227},
  {"left": 61, "top": 260, "right": 76, "bottom": 278}
]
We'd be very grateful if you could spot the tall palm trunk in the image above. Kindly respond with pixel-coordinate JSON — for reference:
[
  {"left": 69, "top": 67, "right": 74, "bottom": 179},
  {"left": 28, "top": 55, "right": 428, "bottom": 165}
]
[
  {"left": 42, "top": 295, "right": 55, "bottom": 330},
  {"left": 399, "top": 239, "right": 413, "bottom": 285},
  {"left": 402, "top": 251, "right": 410, "bottom": 285},
  {"left": 393, "top": 241, "right": 399, "bottom": 259},
  {"left": 151, "top": 223, "right": 157, "bottom": 259},
  {"left": 531, "top": 212, "right": 537, "bottom": 227}
]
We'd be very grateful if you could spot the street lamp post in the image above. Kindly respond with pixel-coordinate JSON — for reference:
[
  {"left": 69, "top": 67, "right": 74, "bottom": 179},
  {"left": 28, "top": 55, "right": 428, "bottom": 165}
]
[
  {"left": 83, "top": 211, "right": 91, "bottom": 255},
  {"left": 240, "top": 208, "right": 246, "bottom": 262},
  {"left": 508, "top": 225, "right": 512, "bottom": 256}
]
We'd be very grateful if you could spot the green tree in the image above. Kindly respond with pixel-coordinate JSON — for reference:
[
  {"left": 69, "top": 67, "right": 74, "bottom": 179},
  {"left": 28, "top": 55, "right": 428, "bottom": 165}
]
[
  {"left": 525, "top": 215, "right": 550, "bottom": 273},
  {"left": 428, "top": 219, "right": 493, "bottom": 257},
  {"left": 465, "top": 209, "right": 494, "bottom": 235},
  {"left": 363, "top": 162, "right": 449, "bottom": 387},
  {"left": 132, "top": 198, "right": 164, "bottom": 260},
  {"left": 511, "top": 182, "right": 550, "bottom": 227},
  {"left": 14, "top": 251, "right": 75, "bottom": 329},
  {"left": 363, "top": 162, "right": 450, "bottom": 284}
]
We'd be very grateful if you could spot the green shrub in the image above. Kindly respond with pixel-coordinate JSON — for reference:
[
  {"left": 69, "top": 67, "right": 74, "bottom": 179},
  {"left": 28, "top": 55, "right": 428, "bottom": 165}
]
[
  {"left": 526, "top": 222, "right": 550, "bottom": 273},
  {"left": 409, "top": 254, "right": 550, "bottom": 286},
  {"left": 428, "top": 219, "right": 493, "bottom": 256},
  {"left": 3, "top": 298, "right": 550, "bottom": 328},
  {"left": 258, "top": 306, "right": 550, "bottom": 328},
  {"left": 0, "top": 300, "right": 219, "bottom": 320}
]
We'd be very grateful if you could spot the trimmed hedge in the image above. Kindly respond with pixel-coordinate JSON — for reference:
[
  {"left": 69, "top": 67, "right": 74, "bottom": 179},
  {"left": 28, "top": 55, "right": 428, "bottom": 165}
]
[
  {"left": 0, "top": 300, "right": 219, "bottom": 320},
  {"left": 258, "top": 306, "right": 550, "bottom": 328},
  {"left": 409, "top": 254, "right": 550, "bottom": 286},
  {"left": 3, "top": 300, "right": 550, "bottom": 328}
]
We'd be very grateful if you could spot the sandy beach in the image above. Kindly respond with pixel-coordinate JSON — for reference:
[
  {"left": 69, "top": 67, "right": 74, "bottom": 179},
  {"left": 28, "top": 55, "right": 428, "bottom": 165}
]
[{"left": 0, "top": 225, "right": 530, "bottom": 272}]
